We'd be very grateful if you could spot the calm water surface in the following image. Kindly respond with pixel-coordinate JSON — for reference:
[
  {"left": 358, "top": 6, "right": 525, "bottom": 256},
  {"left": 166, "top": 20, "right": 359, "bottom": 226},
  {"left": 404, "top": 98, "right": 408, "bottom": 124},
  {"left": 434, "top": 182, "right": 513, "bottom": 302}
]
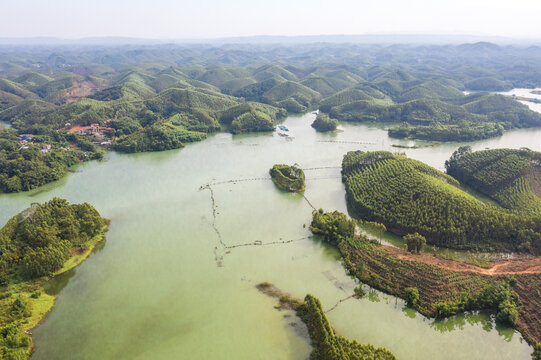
[
  {"left": 497, "top": 87, "right": 541, "bottom": 113},
  {"left": 1, "top": 111, "right": 540, "bottom": 360}
]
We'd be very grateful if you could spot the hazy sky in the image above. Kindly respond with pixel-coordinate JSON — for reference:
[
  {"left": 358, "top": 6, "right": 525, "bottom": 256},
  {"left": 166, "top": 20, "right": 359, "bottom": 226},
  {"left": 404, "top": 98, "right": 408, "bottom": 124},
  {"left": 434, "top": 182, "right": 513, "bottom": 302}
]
[{"left": 2, "top": 0, "right": 541, "bottom": 39}]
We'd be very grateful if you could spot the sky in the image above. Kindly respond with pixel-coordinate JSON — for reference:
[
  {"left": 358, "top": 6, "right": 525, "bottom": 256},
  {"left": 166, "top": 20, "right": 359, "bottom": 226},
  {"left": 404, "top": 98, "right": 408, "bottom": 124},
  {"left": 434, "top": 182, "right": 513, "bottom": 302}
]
[{"left": 2, "top": 0, "right": 541, "bottom": 39}]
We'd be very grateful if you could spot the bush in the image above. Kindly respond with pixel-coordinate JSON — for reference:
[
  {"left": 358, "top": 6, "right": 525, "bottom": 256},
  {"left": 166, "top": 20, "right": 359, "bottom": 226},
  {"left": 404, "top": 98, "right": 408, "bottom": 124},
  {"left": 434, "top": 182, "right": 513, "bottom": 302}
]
[
  {"left": 310, "top": 209, "right": 356, "bottom": 244},
  {"left": 533, "top": 343, "right": 541, "bottom": 360},
  {"left": 405, "top": 287, "right": 419, "bottom": 307},
  {"left": 404, "top": 233, "right": 426, "bottom": 254},
  {"left": 496, "top": 300, "right": 518, "bottom": 326}
]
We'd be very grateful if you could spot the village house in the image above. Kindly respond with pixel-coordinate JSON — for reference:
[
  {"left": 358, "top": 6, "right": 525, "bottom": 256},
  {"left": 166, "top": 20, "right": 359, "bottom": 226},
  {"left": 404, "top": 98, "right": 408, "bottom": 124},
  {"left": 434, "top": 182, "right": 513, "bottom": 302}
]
[
  {"left": 41, "top": 144, "right": 52, "bottom": 153},
  {"left": 18, "top": 134, "right": 34, "bottom": 141},
  {"left": 67, "top": 124, "right": 113, "bottom": 135}
]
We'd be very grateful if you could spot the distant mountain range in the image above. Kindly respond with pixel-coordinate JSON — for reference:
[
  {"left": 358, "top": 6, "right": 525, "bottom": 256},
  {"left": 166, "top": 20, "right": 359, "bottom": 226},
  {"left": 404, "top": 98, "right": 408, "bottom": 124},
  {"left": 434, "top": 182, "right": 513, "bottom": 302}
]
[{"left": 0, "top": 34, "right": 540, "bottom": 46}]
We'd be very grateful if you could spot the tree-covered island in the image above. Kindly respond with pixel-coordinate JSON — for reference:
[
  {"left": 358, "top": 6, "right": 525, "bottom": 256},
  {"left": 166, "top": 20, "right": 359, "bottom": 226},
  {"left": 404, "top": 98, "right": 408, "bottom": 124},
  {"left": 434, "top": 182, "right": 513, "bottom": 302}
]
[
  {"left": 0, "top": 198, "right": 109, "bottom": 359},
  {"left": 270, "top": 164, "right": 306, "bottom": 192}
]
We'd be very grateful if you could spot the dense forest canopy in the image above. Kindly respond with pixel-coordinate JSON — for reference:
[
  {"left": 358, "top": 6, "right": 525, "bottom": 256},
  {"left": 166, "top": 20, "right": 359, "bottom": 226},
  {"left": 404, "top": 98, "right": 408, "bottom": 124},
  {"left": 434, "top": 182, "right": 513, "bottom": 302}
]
[
  {"left": 0, "top": 198, "right": 108, "bottom": 359},
  {"left": 342, "top": 151, "right": 541, "bottom": 253},
  {"left": 446, "top": 147, "right": 541, "bottom": 216},
  {"left": 270, "top": 164, "right": 305, "bottom": 192},
  {"left": 0, "top": 198, "right": 108, "bottom": 280},
  {"left": 311, "top": 113, "right": 338, "bottom": 132}
]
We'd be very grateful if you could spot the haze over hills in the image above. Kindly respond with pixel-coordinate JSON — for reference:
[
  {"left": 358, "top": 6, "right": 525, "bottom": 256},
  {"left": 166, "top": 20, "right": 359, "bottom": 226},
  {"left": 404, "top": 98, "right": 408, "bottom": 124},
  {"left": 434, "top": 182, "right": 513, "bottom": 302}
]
[{"left": 0, "top": 34, "right": 540, "bottom": 46}]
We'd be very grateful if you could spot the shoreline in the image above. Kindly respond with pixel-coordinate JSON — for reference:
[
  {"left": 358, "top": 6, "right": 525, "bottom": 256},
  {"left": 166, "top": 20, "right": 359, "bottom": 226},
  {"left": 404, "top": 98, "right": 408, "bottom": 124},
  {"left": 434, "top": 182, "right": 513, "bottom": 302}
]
[{"left": 13, "top": 225, "right": 109, "bottom": 357}]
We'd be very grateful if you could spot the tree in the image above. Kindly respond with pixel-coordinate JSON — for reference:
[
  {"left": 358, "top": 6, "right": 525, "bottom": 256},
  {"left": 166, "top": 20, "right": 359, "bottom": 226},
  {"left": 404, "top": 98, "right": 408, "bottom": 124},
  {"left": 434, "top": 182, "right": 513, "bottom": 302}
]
[
  {"left": 311, "top": 113, "right": 338, "bottom": 132},
  {"left": 445, "top": 145, "right": 472, "bottom": 173},
  {"left": 404, "top": 287, "right": 419, "bottom": 307},
  {"left": 533, "top": 343, "right": 541, "bottom": 360},
  {"left": 364, "top": 221, "right": 386, "bottom": 244},
  {"left": 310, "top": 209, "right": 355, "bottom": 244},
  {"left": 404, "top": 233, "right": 426, "bottom": 254}
]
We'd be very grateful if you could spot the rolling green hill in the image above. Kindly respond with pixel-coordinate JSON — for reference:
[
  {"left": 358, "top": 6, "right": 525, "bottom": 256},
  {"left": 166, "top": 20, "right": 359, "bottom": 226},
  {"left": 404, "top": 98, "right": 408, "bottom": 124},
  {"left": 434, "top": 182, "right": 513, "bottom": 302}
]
[
  {"left": 148, "top": 74, "right": 191, "bottom": 93},
  {"left": 331, "top": 98, "right": 477, "bottom": 124},
  {"left": 219, "top": 77, "right": 257, "bottom": 94},
  {"left": 111, "top": 123, "right": 206, "bottom": 153},
  {"left": 219, "top": 102, "right": 285, "bottom": 134},
  {"left": 327, "top": 91, "right": 541, "bottom": 141},
  {"left": 253, "top": 64, "right": 298, "bottom": 82},
  {"left": 0, "top": 78, "right": 37, "bottom": 99},
  {"left": 111, "top": 71, "right": 156, "bottom": 100},
  {"left": 465, "top": 77, "right": 512, "bottom": 91},
  {"left": 342, "top": 151, "right": 541, "bottom": 253},
  {"left": 446, "top": 147, "right": 541, "bottom": 216},
  {"left": 319, "top": 87, "right": 389, "bottom": 112},
  {"left": 397, "top": 80, "right": 465, "bottom": 102},
  {"left": 262, "top": 81, "right": 322, "bottom": 112},
  {"left": 300, "top": 76, "right": 353, "bottom": 97},
  {"left": 196, "top": 67, "right": 237, "bottom": 88},
  {"left": 13, "top": 72, "right": 54, "bottom": 88},
  {"left": 146, "top": 88, "right": 240, "bottom": 116},
  {"left": 33, "top": 74, "right": 82, "bottom": 100}
]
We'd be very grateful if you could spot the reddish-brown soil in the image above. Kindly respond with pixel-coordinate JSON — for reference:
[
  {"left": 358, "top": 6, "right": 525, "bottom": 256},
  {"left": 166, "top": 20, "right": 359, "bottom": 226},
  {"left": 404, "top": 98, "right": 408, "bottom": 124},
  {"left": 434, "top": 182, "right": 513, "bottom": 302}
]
[
  {"left": 345, "top": 239, "right": 541, "bottom": 345},
  {"left": 382, "top": 245, "right": 541, "bottom": 275},
  {"left": 63, "top": 80, "right": 102, "bottom": 103}
]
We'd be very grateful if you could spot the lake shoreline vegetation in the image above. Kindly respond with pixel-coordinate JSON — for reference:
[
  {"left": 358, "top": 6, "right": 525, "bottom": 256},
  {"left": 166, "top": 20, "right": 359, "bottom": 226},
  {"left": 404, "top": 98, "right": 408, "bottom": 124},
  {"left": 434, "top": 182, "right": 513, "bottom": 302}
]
[
  {"left": 256, "top": 282, "right": 396, "bottom": 360},
  {"left": 309, "top": 209, "right": 541, "bottom": 359},
  {"left": 0, "top": 198, "right": 109, "bottom": 359},
  {"left": 270, "top": 164, "right": 306, "bottom": 192},
  {"left": 2, "top": 43, "right": 541, "bottom": 192},
  {"left": 311, "top": 113, "right": 339, "bottom": 132}
]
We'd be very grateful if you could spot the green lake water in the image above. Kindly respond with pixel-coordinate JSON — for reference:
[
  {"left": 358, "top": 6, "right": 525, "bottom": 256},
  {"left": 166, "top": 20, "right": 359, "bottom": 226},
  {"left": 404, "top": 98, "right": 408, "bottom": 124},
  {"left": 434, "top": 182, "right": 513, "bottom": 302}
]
[{"left": 1, "top": 113, "right": 540, "bottom": 359}]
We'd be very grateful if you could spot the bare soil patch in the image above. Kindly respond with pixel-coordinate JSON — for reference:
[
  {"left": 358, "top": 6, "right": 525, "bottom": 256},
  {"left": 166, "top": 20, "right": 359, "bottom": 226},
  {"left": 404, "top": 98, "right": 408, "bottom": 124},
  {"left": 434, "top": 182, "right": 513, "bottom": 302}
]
[{"left": 382, "top": 245, "right": 541, "bottom": 275}]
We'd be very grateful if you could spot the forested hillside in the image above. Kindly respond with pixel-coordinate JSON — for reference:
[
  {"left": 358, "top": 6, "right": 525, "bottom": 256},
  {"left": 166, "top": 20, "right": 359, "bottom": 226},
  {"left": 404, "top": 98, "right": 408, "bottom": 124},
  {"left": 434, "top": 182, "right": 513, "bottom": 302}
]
[
  {"left": 342, "top": 151, "right": 541, "bottom": 253},
  {"left": 446, "top": 147, "right": 541, "bottom": 215},
  {"left": 0, "top": 199, "right": 109, "bottom": 359}
]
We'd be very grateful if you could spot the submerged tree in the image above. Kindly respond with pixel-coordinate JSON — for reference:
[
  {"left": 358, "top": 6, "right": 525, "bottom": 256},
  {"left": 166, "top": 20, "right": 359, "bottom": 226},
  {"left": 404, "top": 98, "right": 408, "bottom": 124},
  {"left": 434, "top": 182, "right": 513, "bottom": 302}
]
[{"left": 364, "top": 221, "right": 386, "bottom": 244}]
